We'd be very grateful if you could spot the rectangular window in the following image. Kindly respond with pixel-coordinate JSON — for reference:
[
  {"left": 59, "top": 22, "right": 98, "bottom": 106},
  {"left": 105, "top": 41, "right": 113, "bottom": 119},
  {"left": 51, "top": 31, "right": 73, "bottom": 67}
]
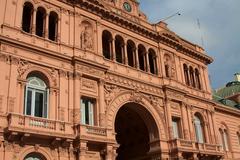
[
  {"left": 172, "top": 117, "right": 181, "bottom": 139},
  {"left": 81, "top": 98, "right": 95, "bottom": 126}
]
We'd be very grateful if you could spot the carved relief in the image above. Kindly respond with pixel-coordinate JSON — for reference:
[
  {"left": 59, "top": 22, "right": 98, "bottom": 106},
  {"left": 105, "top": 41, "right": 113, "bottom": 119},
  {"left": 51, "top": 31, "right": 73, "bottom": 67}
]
[
  {"left": 77, "top": 64, "right": 104, "bottom": 77},
  {"left": 164, "top": 53, "right": 176, "bottom": 79},
  {"left": 81, "top": 21, "right": 94, "bottom": 50},
  {"left": 105, "top": 74, "right": 163, "bottom": 96},
  {"left": 104, "top": 84, "right": 124, "bottom": 106},
  {"left": 17, "top": 60, "right": 31, "bottom": 78},
  {"left": 81, "top": 78, "right": 97, "bottom": 93},
  {"left": 129, "top": 90, "right": 144, "bottom": 104}
]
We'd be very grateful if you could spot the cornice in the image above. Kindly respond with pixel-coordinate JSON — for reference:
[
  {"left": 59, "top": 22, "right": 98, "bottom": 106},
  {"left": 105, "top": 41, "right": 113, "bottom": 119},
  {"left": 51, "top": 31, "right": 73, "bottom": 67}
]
[
  {"left": 64, "top": 0, "right": 213, "bottom": 65},
  {"left": 214, "top": 103, "right": 240, "bottom": 117}
]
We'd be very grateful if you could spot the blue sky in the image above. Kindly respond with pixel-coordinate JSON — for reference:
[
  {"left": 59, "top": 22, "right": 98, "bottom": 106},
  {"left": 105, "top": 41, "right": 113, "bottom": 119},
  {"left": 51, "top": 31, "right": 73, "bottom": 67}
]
[{"left": 139, "top": 0, "right": 240, "bottom": 89}]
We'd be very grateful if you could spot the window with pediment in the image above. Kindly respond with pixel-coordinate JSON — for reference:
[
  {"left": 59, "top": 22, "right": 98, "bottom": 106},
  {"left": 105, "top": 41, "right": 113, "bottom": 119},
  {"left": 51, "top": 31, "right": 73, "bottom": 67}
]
[
  {"left": 24, "top": 76, "right": 49, "bottom": 118},
  {"left": 194, "top": 114, "right": 205, "bottom": 143}
]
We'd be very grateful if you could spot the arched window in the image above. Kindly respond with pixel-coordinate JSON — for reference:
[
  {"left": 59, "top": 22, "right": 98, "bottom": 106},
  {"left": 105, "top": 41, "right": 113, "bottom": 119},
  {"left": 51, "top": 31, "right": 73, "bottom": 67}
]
[
  {"left": 24, "top": 76, "right": 49, "bottom": 118},
  {"left": 48, "top": 11, "right": 58, "bottom": 41},
  {"left": 148, "top": 49, "right": 157, "bottom": 75},
  {"left": 237, "top": 132, "right": 240, "bottom": 146},
  {"left": 195, "top": 68, "right": 201, "bottom": 89},
  {"left": 102, "top": 30, "right": 112, "bottom": 59},
  {"left": 36, "top": 7, "right": 46, "bottom": 37},
  {"left": 219, "top": 129, "right": 229, "bottom": 151},
  {"left": 194, "top": 114, "right": 205, "bottom": 143},
  {"left": 24, "top": 152, "right": 47, "bottom": 160},
  {"left": 127, "top": 40, "right": 135, "bottom": 67},
  {"left": 115, "top": 35, "right": 124, "bottom": 64},
  {"left": 138, "top": 44, "right": 146, "bottom": 71},
  {"left": 22, "top": 2, "right": 34, "bottom": 33},
  {"left": 183, "top": 64, "right": 190, "bottom": 86},
  {"left": 189, "top": 66, "right": 196, "bottom": 87}
]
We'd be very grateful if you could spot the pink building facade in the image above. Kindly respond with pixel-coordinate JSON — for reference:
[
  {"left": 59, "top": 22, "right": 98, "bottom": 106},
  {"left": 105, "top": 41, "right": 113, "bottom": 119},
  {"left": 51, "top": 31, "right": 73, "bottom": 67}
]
[{"left": 0, "top": 0, "right": 239, "bottom": 159}]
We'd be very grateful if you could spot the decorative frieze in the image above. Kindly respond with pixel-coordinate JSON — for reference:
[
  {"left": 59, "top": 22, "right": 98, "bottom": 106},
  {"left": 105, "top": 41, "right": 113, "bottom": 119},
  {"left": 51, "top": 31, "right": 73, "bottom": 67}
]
[
  {"left": 105, "top": 73, "right": 163, "bottom": 96},
  {"left": 76, "top": 64, "right": 104, "bottom": 78},
  {"left": 104, "top": 84, "right": 125, "bottom": 106},
  {"left": 81, "top": 78, "right": 97, "bottom": 93}
]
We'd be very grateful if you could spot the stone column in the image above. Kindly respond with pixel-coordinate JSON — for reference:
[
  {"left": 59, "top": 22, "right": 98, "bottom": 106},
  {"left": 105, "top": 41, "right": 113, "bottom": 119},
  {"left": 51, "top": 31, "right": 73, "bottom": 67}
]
[
  {"left": 186, "top": 105, "right": 194, "bottom": 140},
  {"left": 165, "top": 98, "right": 173, "bottom": 139},
  {"left": 74, "top": 72, "right": 81, "bottom": 123},
  {"left": 181, "top": 102, "right": 190, "bottom": 139},
  {"left": 146, "top": 51, "right": 150, "bottom": 72},
  {"left": 32, "top": 9, "right": 37, "bottom": 34},
  {"left": 79, "top": 141, "right": 87, "bottom": 160},
  {"left": 204, "top": 118, "right": 210, "bottom": 143},
  {"left": 124, "top": 43, "right": 128, "bottom": 65},
  {"left": 211, "top": 110, "right": 218, "bottom": 144},
  {"left": 18, "top": 81, "right": 26, "bottom": 114},
  {"left": 99, "top": 79, "right": 105, "bottom": 127},
  {"left": 135, "top": 46, "right": 139, "bottom": 69},
  {"left": 45, "top": 13, "right": 49, "bottom": 39},
  {"left": 112, "top": 39, "right": 116, "bottom": 62},
  {"left": 106, "top": 145, "right": 117, "bottom": 160},
  {"left": 69, "top": 142, "right": 75, "bottom": 160}
]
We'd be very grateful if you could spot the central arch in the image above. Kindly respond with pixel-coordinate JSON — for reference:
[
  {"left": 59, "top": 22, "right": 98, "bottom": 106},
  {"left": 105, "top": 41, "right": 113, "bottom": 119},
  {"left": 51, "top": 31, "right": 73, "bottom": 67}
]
[{"left": 115, "top": 102, "right": 159, "bottom": 159}]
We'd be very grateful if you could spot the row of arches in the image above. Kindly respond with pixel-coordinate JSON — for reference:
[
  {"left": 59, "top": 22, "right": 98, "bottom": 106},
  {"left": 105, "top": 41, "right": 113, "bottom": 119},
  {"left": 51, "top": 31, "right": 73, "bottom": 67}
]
[
  {"left": 183, "top": 64, "right": 201, "bottom": 89},
  {"left": 102, "top": 30, "right": 158, "bottom": 75},
  {"left": 22, "top": 2, "right": 58, "bottom": 41}
]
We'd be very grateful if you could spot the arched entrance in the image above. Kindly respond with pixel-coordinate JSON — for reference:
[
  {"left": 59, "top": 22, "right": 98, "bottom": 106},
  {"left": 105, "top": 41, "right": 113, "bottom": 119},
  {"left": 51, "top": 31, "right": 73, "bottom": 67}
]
[{"left": 115, "top": 102, "right": 160, "bottom": 160}]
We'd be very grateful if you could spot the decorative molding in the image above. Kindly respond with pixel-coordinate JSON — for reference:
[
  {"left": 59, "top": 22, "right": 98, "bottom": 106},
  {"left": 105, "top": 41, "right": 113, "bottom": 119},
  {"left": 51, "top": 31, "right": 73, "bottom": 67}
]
[
  {"left": 76, "top": 64, "right": 104, "bottom": 78},
  {"left": 105, "top": 73, "right": 163, "bottom": 96},
  {"left": 104, "top": 84, "right": 125, "bottom": 106},
  {"left": 81, "top": 78, "right": 97, "bottom": 93}
]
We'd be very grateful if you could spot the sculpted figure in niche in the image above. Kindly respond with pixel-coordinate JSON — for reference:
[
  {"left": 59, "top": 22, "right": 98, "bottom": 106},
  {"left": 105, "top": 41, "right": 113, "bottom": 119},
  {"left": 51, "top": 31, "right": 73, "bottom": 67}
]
[
  {"left": 81, "top": 21, "right": 93, "bottom": 50},
  {"left": 164, "top": 54, "right": 176, "bottom": 79}
]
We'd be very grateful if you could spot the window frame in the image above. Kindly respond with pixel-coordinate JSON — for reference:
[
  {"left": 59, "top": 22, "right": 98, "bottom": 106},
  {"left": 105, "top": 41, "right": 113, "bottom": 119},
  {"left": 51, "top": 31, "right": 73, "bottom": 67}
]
[
  {"left": 24, "top": 77, "right": 49, "bottom": 118},
  {"left": 81, "top": 97, "right": 95, "bottom": 126}
]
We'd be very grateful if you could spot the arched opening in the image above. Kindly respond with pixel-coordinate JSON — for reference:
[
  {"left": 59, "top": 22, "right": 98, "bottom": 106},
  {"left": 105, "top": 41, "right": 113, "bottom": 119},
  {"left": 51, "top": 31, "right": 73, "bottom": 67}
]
[
  {"left": 22, "top": 2, "right": 34, "bottom": 33},
  {"left": 102, "top": 30, "right": 112, "bottom": 59},
  {"left": 194, "top": 113, "right": 205, "bottom": 143},
  {"left": 148, "top": 49, "right": 157, "bottom": 75},
  {"left": 48, "top": 11, "right": 58, "bottom": 41},
  {"left": 115, "top": 35, "right": 124, "bottom": 63},
  {"left": 115, "top": 103, "right": 159, "bottom": 160},
  {"left": 24, "top": 152, "right": 47, "bottom": 160},
  {"left": 138, "top": 44, "right": 146, "bottom": 71},
  {"left": 36, "top": 7, "right": 46, "bottom": 37},
  {"left": 183, "top": 64, "right": 190, "bottom": 86},
  {"left": 24, "top": 72, "right": 49, "bottom": 118},
  {"left": 189, "top": 66, "right": 195, "bottom": 88},
  {"left": 195, "top": 68, "right": 201, "bottom": 89},
  {"left": 127, "top": 40, "right": 135, "bottom": 67}
]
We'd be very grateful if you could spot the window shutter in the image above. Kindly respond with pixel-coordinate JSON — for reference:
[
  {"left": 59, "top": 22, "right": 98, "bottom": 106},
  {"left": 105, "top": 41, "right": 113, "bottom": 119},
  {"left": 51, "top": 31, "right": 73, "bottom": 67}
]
[
  {"left": 88, "top": 101, "right": 94, "bottom": 126},
  {"left": 81, "top": 99, "right": 86, "bottom": 124}
]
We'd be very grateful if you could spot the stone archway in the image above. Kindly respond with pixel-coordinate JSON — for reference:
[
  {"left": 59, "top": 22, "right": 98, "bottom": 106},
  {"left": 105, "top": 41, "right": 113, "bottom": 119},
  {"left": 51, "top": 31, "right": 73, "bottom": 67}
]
[{"left": 115, "top": 102, "right": 159, "bottom": 160}]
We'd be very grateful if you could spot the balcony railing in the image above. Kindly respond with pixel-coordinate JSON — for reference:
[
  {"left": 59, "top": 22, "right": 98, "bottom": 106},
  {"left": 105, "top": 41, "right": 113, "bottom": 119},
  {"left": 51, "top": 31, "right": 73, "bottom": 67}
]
[
  {"left": 74, "top": 124, "right": 108, "bottom": 138},
  {"left": 170, "top": 138, "right": 222, "bottom": 154},
  {"left": 7, "top": 113, "right": 73, "bottom": 138}
]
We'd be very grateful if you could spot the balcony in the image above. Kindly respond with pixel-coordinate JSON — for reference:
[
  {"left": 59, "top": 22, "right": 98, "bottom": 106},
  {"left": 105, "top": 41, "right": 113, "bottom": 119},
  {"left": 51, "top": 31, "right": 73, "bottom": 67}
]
[
  {"left": 170, "top": 139, "right": 223, "bottom": 156},
  {"left": 7, "top": 113, "right": 74, "bottom": 139},
  {"left": 74, "top": 124, "right": 111, "bottom": 142}
]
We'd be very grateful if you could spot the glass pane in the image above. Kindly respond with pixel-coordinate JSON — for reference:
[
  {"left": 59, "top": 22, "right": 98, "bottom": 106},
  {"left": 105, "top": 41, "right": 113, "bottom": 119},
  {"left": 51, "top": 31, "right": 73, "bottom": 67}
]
[
  {"left": 172, "top": 120, "right": 179, "bottom": 138},
  {"left": 34, "top": 92, "right": 43, "bottom": 117},
  {"left": 26, "top": 90, "right": 32, "bottom": 115},
  {"left": 85, "top": 100, "right": 89, "bottom": 125}
]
